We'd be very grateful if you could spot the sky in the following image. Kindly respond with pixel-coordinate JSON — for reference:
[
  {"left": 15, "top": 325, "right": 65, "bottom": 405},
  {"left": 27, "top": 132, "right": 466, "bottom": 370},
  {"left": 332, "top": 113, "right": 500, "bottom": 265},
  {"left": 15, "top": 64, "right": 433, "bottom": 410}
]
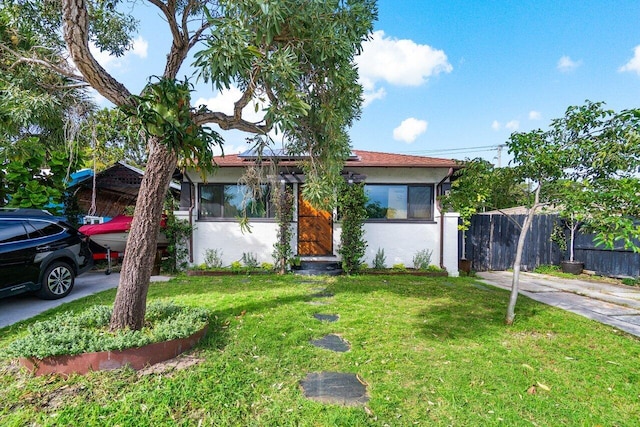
[{"left": 91, "top": 0, "right": 640, "bottom": 165}]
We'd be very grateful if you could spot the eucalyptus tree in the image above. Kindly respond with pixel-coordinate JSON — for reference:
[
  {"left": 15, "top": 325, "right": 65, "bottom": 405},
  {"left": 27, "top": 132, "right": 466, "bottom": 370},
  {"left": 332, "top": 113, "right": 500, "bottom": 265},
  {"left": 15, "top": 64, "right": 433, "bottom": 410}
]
[
  {"left": 7, "top": 0, "right": 376, "bottom": 330},
  {"left": 0, "top": 3, "right": 93, "bottom": 209}
]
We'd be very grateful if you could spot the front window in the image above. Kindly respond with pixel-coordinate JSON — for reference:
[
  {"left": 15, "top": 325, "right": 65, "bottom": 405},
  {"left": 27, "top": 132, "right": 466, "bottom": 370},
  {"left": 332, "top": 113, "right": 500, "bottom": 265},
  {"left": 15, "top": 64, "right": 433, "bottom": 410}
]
[
  {"left": 199, "top": 184, "right": 274, "bottom": 219},
  {"left": 364, "top": 184, "right": 434, "bottom": 220}
]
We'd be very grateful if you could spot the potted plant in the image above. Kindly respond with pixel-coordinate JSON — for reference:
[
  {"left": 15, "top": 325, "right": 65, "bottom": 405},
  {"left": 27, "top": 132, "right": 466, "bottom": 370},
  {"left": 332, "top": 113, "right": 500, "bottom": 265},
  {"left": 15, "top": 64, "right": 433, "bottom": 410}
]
[
  {"left": 558, "top": 213, "right": 585, "bottom": 274},
  {"left": 289, "top": 256, "right": 302, "bottom": 270},
  {"left": 553, "top": 181, "right": 590, "bottom": 275}
]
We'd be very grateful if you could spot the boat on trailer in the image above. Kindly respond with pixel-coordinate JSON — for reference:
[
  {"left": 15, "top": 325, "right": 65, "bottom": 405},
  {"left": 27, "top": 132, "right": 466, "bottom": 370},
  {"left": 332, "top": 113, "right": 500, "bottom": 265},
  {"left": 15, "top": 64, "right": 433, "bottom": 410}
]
[{"left": 79, "top": 215, "right": 168, "bottom": 253}]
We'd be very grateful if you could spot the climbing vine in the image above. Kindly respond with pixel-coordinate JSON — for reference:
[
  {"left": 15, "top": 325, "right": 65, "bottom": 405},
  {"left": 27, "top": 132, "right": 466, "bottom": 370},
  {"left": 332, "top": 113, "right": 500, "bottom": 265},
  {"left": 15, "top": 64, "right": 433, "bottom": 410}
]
[
  {"left": 272, "top": 184, "right": 295, "bottom": 274},
  {"left": 337, "top": 180, "right": 368, "bottom": 274},
  {"left": 161, "top": 198, "right": 194, "bottom": 273}
]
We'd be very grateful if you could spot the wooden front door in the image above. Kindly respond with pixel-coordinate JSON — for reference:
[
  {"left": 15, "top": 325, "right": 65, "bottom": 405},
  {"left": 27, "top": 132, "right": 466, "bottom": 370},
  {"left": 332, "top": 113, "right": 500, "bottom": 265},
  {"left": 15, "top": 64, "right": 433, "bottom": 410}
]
[{"left": 298, "top": 187, "right": 333, "bottom": 256}]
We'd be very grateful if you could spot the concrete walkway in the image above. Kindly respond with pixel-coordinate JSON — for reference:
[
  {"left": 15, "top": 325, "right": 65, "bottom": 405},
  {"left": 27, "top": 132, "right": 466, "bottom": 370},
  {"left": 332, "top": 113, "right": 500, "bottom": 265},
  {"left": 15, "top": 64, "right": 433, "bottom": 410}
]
[
  {"left": 0, "top": 272, "right": 173, "bottom": 329},
  {"left": 477, "top": 271, "right": 640, "bottom": 338}
]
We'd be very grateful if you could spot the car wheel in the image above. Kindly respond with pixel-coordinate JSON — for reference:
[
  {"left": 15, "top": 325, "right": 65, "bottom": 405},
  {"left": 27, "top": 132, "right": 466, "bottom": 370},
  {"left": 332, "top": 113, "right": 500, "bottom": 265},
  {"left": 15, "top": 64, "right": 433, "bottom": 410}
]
[{"left": 36, "top": 261, "right": 75, "bottom": 300}]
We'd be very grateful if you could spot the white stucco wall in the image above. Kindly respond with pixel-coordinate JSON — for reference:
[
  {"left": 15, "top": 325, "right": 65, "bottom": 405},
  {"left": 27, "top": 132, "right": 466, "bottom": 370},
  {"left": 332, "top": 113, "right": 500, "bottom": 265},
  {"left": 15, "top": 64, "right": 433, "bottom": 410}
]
[
  {"left": 175, "top": 211, "right": 281, "bottom": 266},
  {"left": 177, "top": 165, "right": 460, "bottom": 275},
  {"left": 341, "top": 211, "right": 459, "bottom": 276}
]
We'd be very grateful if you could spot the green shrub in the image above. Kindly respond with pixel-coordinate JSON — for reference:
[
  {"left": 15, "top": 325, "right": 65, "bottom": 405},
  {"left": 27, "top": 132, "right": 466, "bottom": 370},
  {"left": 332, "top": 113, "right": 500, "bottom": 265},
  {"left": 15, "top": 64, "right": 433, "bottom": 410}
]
[
  {"left": 426, "top": 264, "right": 444, "bottom": 272},
  {"left": 261, "top": 262, "right": 274, "bottom": 271},
  {"left": 373, "top": 247, "right": 386, "bottom": 269},
  {"left": 392, "top": 263, "right": 406, "bottom": 272},
  {"left": 242, "top": 252, "right": 259, "bottom": 268},
  {"left": 4, "top": 301, "right": 209, "bottom": 359},
  {"left": 289, "top": 256, "right": 301, "bottom": 268},
  {"left": 203, "top": 248, "right": 224, "bottom": 269},
  {"left": 337, "top": 181, "right": 368, "bottom": 274},
  {"left": 230, "top": 260, "right": 243, "bottom": 271},
  {"left": 533, "top": 264, "right": 561, "bottom": 274},
  {"left": 413, "top": 249, "right": 433, "bottom": 270}
]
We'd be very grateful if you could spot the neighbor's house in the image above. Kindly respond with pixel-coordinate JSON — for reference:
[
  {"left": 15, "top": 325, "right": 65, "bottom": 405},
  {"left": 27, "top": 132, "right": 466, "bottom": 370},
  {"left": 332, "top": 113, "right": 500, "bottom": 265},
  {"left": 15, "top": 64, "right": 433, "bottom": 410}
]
[
  {"left": 175, "top": 150, "right": 462, "bottom": 276},
  {"left": 68, "top": 161, "right": 180, "bottom": 222}
]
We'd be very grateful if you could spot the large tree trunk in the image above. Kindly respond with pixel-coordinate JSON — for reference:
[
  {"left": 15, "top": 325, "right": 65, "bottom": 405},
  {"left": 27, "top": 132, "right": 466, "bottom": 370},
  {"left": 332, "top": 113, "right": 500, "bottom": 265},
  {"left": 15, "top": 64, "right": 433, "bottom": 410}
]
[
  {"left": 505, "top": 185, "right": 541, "bottom": 325},
  {"left": 110, "top": 138, "right": 178, "bottom": 330}
]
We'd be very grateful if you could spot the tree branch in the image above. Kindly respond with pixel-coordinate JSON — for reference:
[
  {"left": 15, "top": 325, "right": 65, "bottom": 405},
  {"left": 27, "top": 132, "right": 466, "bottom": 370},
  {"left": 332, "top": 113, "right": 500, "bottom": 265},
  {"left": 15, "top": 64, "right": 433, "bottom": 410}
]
[
  {"left": 62, "top": 0, "right": 133, "bottom": 106},
  {"left": 193, "top": 110, "right": 270, "bottom": 134},
  {"left": 39, "top": 82, "right": 92, "bottom": 91},
  {"left": 2, "top": 44, "right": 86, "bottom": 82}
]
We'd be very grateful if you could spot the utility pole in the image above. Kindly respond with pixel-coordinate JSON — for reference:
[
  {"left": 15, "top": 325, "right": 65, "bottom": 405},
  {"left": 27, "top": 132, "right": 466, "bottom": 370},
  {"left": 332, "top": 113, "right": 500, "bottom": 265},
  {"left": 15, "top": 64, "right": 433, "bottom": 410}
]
[{"left": 495, "top": 144, "right": 504, "bottom": 167}]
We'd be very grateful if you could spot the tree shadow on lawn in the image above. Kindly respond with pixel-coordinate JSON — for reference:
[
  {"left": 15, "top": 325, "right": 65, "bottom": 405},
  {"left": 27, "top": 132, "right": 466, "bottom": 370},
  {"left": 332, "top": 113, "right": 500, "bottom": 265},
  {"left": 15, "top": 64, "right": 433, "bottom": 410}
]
[
  {"left": 329, "top": 276, "right": 548, "bottom": 341},
  {"left": 191, "top": 292, "right": 323, "bottom": 351},
  {"left": 153, "top": 275, "right": 548, "bottom": 346},
  {"left": 148, "top": 275, "right": 317, "bottom": 297},
  {"left": 415, "top": 295, "right": 544, "bottom": 341}
]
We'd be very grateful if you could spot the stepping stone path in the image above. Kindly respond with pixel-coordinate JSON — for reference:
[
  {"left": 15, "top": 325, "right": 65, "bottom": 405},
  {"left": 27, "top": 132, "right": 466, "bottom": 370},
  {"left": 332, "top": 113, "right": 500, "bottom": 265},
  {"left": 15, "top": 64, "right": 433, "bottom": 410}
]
[
  {"left": 313, "top": 313, "right": 339, "bottom": 322},
  {"left": 311, "top": 334, "right": 350, "bottom": 352},
  {"left": 307, "top": 288, "right": 334, "bottom": 305},
  {"left": 300, "top": 371, "right": 369, "bottom": 406},
  {"left": 311, "top": 290, "right": 334, "bottom": 298},
  {"left": 300, "top": 284, "right": 369, "bottom": 406}
]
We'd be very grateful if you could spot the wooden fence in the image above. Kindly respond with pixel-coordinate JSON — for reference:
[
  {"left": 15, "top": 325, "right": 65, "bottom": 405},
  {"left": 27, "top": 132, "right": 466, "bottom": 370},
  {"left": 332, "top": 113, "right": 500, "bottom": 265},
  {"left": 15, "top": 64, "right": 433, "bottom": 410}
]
[{"left": 462, "top": 213, "right": 640, "bottom": 278}]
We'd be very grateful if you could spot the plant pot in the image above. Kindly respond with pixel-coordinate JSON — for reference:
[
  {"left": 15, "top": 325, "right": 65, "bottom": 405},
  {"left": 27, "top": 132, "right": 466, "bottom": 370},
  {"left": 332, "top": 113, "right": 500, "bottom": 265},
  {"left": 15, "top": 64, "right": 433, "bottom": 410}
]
[
  {"left": 560, "top": 260, "right": 584, "bottom": 275},
  {"left": 458, "top": 259, "right": 472, "bottom": 273}
]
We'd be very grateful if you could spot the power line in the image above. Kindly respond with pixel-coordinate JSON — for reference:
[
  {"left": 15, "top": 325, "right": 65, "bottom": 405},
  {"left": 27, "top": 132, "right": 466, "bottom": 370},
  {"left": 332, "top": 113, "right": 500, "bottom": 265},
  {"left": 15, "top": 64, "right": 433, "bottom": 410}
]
[{"left": 400, "top": 144, "right": 502, "bottom": 156}]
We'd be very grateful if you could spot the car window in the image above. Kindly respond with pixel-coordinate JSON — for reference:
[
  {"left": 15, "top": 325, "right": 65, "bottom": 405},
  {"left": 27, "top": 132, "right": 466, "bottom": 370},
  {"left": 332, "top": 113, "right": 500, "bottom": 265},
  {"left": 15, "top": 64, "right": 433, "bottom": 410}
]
[
  {"left": 27, "top": 220, "right": 64, "bottom": 237},
  {"left": 0, "top": 220, "right": 30, "bottom": 243}
]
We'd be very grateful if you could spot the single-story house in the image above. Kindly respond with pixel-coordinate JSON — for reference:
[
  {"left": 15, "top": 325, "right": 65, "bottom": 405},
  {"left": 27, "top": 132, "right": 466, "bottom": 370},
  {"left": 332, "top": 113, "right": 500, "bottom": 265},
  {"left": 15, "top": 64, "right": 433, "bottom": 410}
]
[{"left": 175, "top": 150, "right": 462, "bottom": 276}]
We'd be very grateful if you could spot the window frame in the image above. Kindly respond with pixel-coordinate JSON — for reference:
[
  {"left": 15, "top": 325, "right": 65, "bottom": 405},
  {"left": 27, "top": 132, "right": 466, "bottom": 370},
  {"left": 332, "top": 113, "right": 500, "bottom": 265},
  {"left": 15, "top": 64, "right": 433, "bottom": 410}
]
[
  {"left": 363, "top": 183, "right": 435, "bottom": 222},
  {"left": 197, "top": 183, "right": 276, "bottom": 221}
]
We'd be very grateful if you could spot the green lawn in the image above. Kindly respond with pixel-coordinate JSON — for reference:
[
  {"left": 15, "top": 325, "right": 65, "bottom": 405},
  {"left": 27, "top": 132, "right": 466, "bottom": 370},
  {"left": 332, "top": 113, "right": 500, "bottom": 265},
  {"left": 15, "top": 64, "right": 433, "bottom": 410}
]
[{"left": 1, "top": 274, "right": 639, "bottom": 426}]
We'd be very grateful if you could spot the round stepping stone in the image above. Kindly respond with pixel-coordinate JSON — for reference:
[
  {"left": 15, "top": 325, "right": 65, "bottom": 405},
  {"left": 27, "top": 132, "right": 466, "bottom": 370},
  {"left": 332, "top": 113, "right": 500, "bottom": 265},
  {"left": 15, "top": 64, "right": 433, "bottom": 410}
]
[
  {"left": 311, "top": 334, "right": 350, "bottom": 352},
  {"left": 300, "top": 371, "right": 369, "bottom": 406},
  {"left": 313, "top": 313, "right": 339, "bottom": 322}
]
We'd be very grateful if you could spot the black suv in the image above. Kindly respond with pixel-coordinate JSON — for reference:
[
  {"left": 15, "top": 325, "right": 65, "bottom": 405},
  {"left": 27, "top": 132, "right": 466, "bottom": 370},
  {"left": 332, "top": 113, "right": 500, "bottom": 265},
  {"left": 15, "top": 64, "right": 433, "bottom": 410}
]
[{"left": 0, "top": 209, "right": 93, "bottom": 300}]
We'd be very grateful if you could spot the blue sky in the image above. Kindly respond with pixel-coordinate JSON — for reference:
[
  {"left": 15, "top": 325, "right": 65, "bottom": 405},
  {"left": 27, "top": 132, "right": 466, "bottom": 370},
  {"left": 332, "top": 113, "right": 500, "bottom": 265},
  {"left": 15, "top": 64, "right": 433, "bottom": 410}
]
[{"left": 91, "top": 0, "right": 640, "bottom": 164}]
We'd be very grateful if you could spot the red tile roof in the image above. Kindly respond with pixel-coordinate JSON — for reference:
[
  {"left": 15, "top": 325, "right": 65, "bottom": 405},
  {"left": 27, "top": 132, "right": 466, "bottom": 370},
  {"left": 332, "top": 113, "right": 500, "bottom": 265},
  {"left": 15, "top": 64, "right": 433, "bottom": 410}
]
[
  {"left": 351, "top": 150, "right": 461, "bottom": 168},
  {"left": 212, "top": 149, "right": 461, "bottom": 169}
]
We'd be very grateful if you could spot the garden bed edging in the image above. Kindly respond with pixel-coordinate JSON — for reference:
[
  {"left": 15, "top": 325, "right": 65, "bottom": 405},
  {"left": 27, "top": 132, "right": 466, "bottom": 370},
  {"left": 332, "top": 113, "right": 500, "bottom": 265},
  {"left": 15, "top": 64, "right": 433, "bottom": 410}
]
[{"left": 19, "top": 325, "right": 208, "bottom": 377}]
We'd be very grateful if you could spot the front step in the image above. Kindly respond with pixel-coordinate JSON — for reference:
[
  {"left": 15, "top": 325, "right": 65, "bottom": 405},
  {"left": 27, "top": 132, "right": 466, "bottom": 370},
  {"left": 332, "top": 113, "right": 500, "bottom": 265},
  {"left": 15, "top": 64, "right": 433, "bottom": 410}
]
[{"left": 294, "top": 260, "right": 343, "bottom": 276}]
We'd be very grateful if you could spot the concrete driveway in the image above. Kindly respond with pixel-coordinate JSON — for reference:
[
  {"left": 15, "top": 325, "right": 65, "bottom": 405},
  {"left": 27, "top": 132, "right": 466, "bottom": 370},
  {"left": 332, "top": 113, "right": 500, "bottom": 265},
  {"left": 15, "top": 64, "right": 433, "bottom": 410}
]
[
  {"left": 0, "top": 272, "right": 172, "bottom": 329},
  {"left": 477, "top": 271, "right": 640, "bottom": 338}
]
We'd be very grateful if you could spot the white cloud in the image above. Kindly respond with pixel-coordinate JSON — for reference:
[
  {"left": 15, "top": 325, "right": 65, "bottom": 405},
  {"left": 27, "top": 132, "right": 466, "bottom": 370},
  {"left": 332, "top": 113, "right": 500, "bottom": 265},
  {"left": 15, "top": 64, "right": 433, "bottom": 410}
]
[
  {"left": 89, "top": 36, "right": 149, "bottom": 72},
  {"left": 214, "top": 143, "right": 245, "bottom": 156},
  {"left": 362, "top": 87, "right": 387, "bottom": 107},
  {"left": 393, "top": 118, "right": 428, "bottom": 143},
  {"left": 528, "top": 110, "right": 542, "bottom": 120},
  {"left": 619, "top": 45, "right": 640, "bottom": 75},
  {"left": 505, "top": 120, "right": 520, "bottom": 131},
  {"left": 194, "top": 86, "right": 266, "bottom": 124},
  {"left": 130, "top": 36, "right": 148, "bottom": 59},
  {"left": 356, "top": 30, "right": 452, "bottom": 106},
  {"left": 491, "top": 120, "right": 501, "bottom": 131},
  {"left": 557, "top": 55, "right": 582, "bottom": 73}
]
